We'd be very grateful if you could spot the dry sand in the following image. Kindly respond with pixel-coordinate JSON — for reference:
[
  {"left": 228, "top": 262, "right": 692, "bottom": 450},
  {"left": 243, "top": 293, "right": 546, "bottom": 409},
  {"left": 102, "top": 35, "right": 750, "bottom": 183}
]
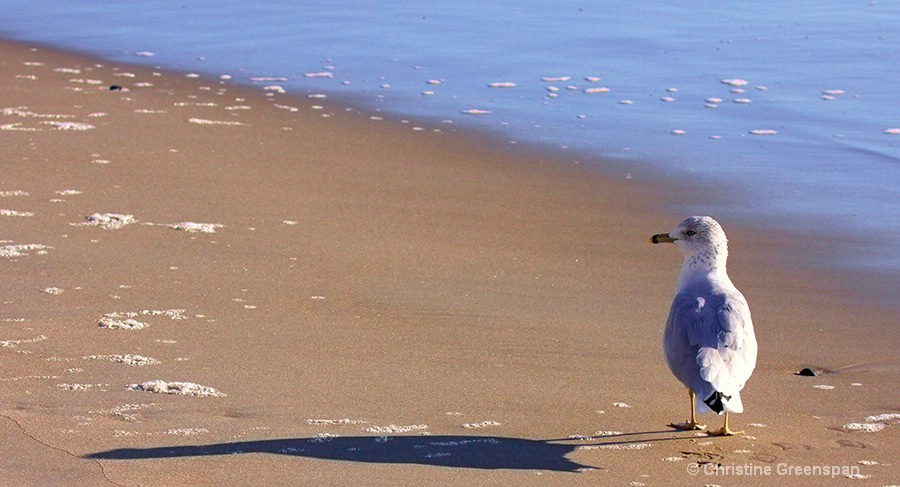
[{"left": 1, "top": 40, "right": 897, "bottom": 486}]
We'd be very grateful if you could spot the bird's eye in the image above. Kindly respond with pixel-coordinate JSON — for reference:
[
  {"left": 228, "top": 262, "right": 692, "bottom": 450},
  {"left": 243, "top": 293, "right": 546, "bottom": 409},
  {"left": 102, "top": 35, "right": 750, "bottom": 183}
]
[{"left": 685, "top": 230, "right": 697, "bottom": 237}]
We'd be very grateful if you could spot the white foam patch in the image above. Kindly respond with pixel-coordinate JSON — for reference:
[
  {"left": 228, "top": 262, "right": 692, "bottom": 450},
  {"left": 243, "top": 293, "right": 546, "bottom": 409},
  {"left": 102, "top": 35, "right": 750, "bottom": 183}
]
[
  {"left": 364, "top": 424, "right": 428, "bottom": 434},
  {"left": 81, "top": 213, "right": 136, "bottom": 230},
  {"left": 0, "top": 209, "right": 34, "bottom": 217},
  {"left": 0, "top": 123, "right": 39, "bottom": 131},
  {"left": 0, "top": 244, "right": 52, "bottom": 257},
  {"left": 57, "top": 383, "right": 108, "bottom": 391},
  {"left": 44, "top": 121, "right": 95, "bottom": 131},
  {"left": 584, "top": 87, "right": 611, "bottom": 94},
  {"left": 842, "top": 423, "right": 885, "bottom": 432},
  {"left": 98, "top": 316, "right": 147, "bottom": 330},
  {"left": 578, "top": 443, "right": 651, "bottom": 450},
  {"left": 721, "top": 78, "right": 748, "bottom": 87},
  {"left": 884, "top": 128, "right": 900, "bottom": 135},
  {"left": 866, "top": 413, "right": 900, "bottom": 422},
  {"left": 128, "top": 380, "right": 226, "bottom": 397},
  {"left": 187, "top": 117, "right": 248, "bottom": 126},
  {"left": 2, "top": 107, "right": 74, "bottom": 119},
  {"left": 749, "top": 129, "right": 778, "bottom": 135},
  {"left": 92, "top": 403, "right": 154, "bottom": 421},
  {"left": 55, "top": 190, "right": 82, "bottom": 196},
  {"left": 462, "top": 421, "right": 501, "bottom": 428},
  {"left": 84, "top": 354, "right": 160, "bottom": 366},
  {"left": 305, "top": 418, "right": 367, "bottom": 425},
  {"left": 487, "top": 82, "right": 516, "bottom": 88},
  {"left": 429, "top": 439, "right": 500, "bottom": 447},
  {"left": 42, "top": 287, "right": 64, "bottom": 295},
  {"left": 613, "top": 402, "right": 631, "bottom": 408},
  {"left": 461, "top": 109, "right": 491, "bottom": 115},
  {"left": 594, "top": 430, "right": 623, "bottom": 436},
  {"left": 0, "top": 334, "right": 48, "bottom": 348},
  {"left": 169, "top": 222, "right": 223, "bottom": 233},
  {"left": 304, "top": 72, "right": 334, "bottom": 79},
  {"left": 0, "top": 191, "right": 29, "bottom": 197},
  {"left": 98, "top": 309, "right": 188, "bottom": 330},
  {"left": 813, "top": 384, "right": 835, "bottom": 390}
]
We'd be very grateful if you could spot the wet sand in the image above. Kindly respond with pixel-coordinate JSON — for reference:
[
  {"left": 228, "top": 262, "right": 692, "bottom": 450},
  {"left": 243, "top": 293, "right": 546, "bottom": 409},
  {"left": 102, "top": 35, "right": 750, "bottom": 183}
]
[{"left": 1, "top": 40, "right": 898, "bottom": 486}]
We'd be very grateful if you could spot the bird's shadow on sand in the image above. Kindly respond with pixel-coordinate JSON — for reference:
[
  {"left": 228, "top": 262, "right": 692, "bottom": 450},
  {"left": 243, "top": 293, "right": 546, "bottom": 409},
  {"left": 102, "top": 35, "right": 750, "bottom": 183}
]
[{"left": 84, "top": 430, "right": 686, "bottom": 472}]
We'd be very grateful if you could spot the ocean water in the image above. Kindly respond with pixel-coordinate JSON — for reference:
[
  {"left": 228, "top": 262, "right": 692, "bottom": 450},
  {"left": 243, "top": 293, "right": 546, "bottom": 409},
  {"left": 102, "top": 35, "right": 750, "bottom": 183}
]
[{"left": 2, "top": 0, "right": 899, "bottom": 271}]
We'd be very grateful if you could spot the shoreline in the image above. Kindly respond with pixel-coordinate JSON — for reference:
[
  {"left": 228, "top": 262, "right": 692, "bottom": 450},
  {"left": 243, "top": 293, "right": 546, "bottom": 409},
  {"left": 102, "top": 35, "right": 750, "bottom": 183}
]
[
  {"left": 2, "top": 39, "right": 898, "bottom": 485},
  {"left": 6, "top": 38, "right": 897, "bottom": 311}
]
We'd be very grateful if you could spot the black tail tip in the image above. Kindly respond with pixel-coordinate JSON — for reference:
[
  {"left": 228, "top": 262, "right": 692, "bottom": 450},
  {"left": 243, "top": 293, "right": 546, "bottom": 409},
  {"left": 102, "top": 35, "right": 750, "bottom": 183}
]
[{"left": 704, "top": 391, "right": 731, "bottom": 414}]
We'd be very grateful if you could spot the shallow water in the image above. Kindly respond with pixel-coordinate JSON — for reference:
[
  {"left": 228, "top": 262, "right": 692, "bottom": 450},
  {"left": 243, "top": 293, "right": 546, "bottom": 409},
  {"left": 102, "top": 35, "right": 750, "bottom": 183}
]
[{"left": 2, "top": 0, "right": 898, "bottom": 270}]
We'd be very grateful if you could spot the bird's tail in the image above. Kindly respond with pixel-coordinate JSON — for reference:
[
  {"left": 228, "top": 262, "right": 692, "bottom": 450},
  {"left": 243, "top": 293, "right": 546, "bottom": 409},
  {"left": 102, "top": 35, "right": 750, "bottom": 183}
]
[{"left": 696, "top": 347, "right": 744, "bottom": 414}]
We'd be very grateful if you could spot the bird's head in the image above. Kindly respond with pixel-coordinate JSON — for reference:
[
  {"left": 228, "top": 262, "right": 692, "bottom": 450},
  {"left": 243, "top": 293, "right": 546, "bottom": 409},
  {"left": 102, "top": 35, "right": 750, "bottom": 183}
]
[{"left": 651, "top": 216, "right": 729, "bottom": 264}]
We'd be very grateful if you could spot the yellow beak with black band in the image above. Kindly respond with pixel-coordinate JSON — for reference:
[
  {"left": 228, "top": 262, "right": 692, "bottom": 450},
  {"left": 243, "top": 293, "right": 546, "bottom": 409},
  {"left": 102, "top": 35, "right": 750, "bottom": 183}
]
[{"left": 650, "top": 233, "right": 677, "bottom": 244}]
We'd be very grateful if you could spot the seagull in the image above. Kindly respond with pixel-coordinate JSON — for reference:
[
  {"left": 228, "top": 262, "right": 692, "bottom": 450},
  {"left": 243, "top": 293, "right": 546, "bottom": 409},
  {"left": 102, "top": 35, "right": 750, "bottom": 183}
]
[{"left": 651, "top": 216, "right": 758, "bottom": 436}]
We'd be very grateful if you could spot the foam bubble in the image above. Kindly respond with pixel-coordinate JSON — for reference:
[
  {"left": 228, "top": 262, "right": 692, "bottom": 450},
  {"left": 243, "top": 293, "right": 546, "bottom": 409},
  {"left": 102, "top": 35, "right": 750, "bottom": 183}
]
[
  {"left": 749, "top": 129, "right": 778, "bottom": 135},
  {"left": 0, "top": 209, "right": 34, "bottom": 217},
  {"left": 363, "top": 424, "right": 428, "bottom": 434},
  {"left": 0, "top": 334, "right": 47, "bottom": 348},
  {"left": 487, "top": 82, "right": 516, "bottom": 88},
  {"left": 129, "top": 380, "right": 226, "bottom": 397},
  {"left": 44, "top": 121, "right": 94, "bottom": 131},
  {"left": 169, "top": 222, "right": 223, "bottom": 233},
  {"left": 842, "top": 422, "right": 885, "bottom": 432},
  {"left": 84, "top": 354, "right": 160, "bottom": 366},
  {"left": 721, "top": 78, "right": 748, "bottom": 87},
  {"left": 584, "top": 87, "right": 610, "bottom": 94},
  {"left": 81, "top": 213, "right": 136, "bottom": 230},
  {"left": 98, "top": 316, "right": 148, "bottom": 330},
  {"left": 866, "top": 413, "right": 900, "bottom": 422},
  {"left": 461, "top": 109, "right": 491, "bottom": 115},
  {"left": 187, "top": 118, "right": 248, "bottom": 126},
  {"left": 0, "top": 243, "right": 52, "bottom": 257},
  {"left": 462, "top": 421, "right": 500, "bottom": 428},
  {"left": 305, "top": 418, "right": 367, "bottom": 425}
]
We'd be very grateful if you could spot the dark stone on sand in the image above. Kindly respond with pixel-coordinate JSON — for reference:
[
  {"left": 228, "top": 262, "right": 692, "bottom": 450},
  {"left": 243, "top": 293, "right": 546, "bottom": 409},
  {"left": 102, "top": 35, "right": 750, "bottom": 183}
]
[
  {"left": 109, "top": 85, "right": 123, "bottom": 91},
  {"left": 796, "top": 367, "right": 817, "bottom": 377}
]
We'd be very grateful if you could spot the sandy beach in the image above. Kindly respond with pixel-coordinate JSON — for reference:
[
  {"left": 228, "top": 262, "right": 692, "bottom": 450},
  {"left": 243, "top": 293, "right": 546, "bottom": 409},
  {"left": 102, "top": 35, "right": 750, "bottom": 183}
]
[{"left": 1, "top": 40, "right": 897, "bottom": 486}]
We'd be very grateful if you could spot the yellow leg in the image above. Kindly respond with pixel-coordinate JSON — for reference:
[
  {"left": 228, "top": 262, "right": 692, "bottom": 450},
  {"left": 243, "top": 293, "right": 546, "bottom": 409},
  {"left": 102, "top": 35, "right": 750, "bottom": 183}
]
[
  {"left": 669, "top": 390, "right": 706, "bottom": 430},
  {"left": 707, "top": 411, "right": 742, "bottom": 436}
]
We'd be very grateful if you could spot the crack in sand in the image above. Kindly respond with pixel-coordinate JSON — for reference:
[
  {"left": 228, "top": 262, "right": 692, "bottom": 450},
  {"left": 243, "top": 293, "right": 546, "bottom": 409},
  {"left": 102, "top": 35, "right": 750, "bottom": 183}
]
[{"left": 0, "top": 413, "right": 125, "bottom": 487}]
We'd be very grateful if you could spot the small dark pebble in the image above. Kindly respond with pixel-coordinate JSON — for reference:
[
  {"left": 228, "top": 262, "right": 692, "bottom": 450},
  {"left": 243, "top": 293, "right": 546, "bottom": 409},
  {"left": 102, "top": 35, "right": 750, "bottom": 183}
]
[
  {"left": 109, "top": 85, "right": 123, "bottom": 91},
  {"left": 796, "top": 367, "right": 817, "bottom": 377}
]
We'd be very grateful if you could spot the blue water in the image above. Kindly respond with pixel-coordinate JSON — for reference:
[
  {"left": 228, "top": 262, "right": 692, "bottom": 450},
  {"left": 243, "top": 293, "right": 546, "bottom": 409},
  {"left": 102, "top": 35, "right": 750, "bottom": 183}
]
[{"left": 2, "top": 0, "right": 899, "bottom": 271}]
